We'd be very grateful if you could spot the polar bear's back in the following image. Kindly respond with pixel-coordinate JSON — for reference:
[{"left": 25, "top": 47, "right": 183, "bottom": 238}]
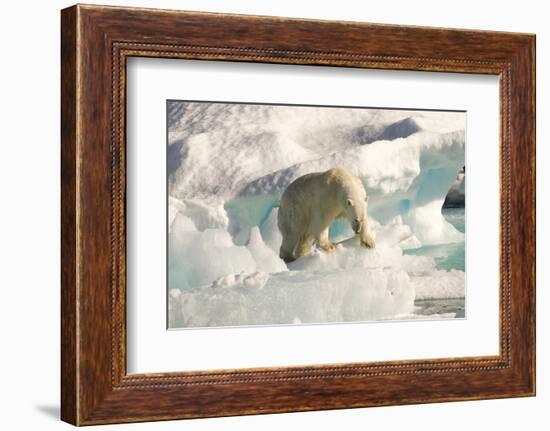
[
  {"left": 281, "top": 171, "right": 324, "bottom": 200},
  {"left": 278, "top": 168, "right": 349, "bottom": 233},
  {"left": 278, "top": 172, "right": 320, "bottom": 235},
  {"left": 281, "top": 167, "right": 358, "bottom": 199}
]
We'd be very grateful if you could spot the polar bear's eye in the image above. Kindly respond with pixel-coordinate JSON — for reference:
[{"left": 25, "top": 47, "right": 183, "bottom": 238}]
[{"left": 347, "top": 199, "right": 353, "bottom": 207}]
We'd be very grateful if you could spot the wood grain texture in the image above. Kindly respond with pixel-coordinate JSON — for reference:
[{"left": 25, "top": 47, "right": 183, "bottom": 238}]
[
  {"left": 60, "top": 6, "right": 78, "bottom": 425},
  {"left": 60, "top": 4, "right": 536, "bottom": 425}
]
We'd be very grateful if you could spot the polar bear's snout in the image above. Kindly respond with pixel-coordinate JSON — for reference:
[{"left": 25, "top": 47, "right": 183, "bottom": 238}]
[{"left": 352, "top": 218, "right": 362, "bottom": 234}]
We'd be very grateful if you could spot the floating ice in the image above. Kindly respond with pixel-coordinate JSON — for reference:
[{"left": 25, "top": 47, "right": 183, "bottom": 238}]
[
  {"left": 169, "top": 268, "right": 415, "bottom": 328},
  {"left": 413, "top": 269, "right": 465, "bottom": 300},
  {"left": 372, "top": 216, "right": 422, "bottom": 250},
  {"left": 168, "top": 197, "right": 229, "bottom": 232},
  {"left": 403, "top": 200, "right": 464, "bottom": 245}
]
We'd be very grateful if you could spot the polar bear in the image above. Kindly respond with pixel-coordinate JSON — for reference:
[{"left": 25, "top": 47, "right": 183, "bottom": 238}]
[{"left": 277, "top": 166, "right": 376, "bottom": 263}]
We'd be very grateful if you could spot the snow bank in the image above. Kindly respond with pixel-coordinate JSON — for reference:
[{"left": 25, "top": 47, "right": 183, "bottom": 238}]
[
  {"left": 168, "top": 103, "right": 464, "bottom": 201},
  {"left": 239, "top": 131, "right": 457, "bottom": 197}
]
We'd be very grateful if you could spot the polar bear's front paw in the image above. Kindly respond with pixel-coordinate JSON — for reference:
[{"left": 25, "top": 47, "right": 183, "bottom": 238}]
[
  {"left": 318, "top": 241, "right": 336, "bottom": 253},
  {"left": 361, "top": 234, "right": 376, "bottom": 249}
]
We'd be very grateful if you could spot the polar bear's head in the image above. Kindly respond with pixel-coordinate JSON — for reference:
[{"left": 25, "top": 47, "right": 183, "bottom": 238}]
[{"left": 342, "top": 181, "right": 369, "bottom": 234}]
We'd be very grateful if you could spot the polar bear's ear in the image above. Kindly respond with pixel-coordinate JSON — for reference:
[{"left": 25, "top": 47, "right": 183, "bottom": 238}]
[
  {"left": 347, "top": 198, "right": 354, "bottom": 207},
  {"left": 365, "top": 195, "right": 369, "bottom": 203}
]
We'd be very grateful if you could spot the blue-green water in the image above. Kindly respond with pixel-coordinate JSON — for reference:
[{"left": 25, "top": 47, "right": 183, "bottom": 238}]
[{"left": 404, "top": 207, "right": 465, "bottom": 271}]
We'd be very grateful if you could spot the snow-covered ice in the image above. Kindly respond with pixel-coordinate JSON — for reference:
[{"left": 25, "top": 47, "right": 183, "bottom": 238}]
[
  {"left": 167, "top": 102, "right": 466, "bottom": 328},
  {"left": 169, "top": 269, "right": 415, "bottom": 328}
]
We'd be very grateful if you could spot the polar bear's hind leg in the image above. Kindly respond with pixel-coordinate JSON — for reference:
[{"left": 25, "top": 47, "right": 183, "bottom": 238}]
[
  {"left": 295, "top": 234, "right": 314, "bottom": 259},
  {"left": 279, "top": 235, "right": 297, "bottom": 263}
]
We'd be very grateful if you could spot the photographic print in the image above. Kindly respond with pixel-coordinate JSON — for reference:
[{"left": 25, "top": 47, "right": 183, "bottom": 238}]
[{"left": 167, "top": 101, "right": 466, "bottom": 329}]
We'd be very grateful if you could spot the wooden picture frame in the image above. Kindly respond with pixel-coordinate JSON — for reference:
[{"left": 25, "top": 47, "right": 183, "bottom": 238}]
[{"left": 61, "top": 4, "right": 535, "bottom": 425}]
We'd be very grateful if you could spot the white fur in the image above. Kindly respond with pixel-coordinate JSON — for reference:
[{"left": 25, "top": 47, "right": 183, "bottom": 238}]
[{"left": 277, "top": 167, "right": 376, "bottom": 262}]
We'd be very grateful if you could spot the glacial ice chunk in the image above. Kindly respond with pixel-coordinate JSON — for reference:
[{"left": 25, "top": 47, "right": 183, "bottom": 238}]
[
  {"left": 259, "top": 207, "right": 283, "bottom": 255},
  {"left": 247, "top": 227, "right": 287, "bottom": 273},
  {"left": 403, "top": 200, "right": 464, "bottom": 245},
  {"left": 169, "top": 214, "right": 287, "bottom": 290},
  {"left": 169, "top": 268, "right": 416, "bottom": 328},
  {"left": 169, "top": 214, "right": 257, "bottom": 289},
  {"left": 168, "top": 197, "right": 229, "bottom": 232}
]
